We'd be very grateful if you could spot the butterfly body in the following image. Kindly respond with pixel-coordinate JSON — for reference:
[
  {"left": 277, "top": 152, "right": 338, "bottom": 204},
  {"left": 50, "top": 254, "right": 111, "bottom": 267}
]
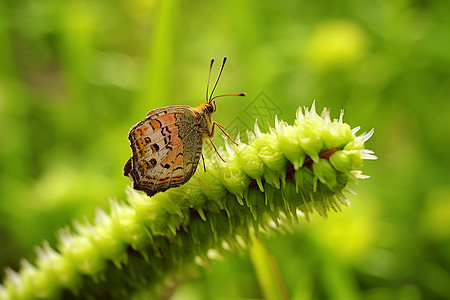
[{"left": 124, "top": 57, "right": 245, "bottom": 197}]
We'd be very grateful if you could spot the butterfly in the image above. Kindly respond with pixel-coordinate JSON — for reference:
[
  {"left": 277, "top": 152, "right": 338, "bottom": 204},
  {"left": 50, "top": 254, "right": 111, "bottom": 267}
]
[{"left": 124, "top": 57, "right": 246, "bottom": 197}]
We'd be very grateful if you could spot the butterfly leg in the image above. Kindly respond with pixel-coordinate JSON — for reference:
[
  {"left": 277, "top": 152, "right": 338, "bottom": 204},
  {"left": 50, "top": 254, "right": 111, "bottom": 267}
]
[
  {"left": 201, "top": 152, "right": 207, "bottom": 172},
  {"left": 208, "top": 137, "right": 226, "bottom": 162},
  {"left": 213, "top": 122, "right": 238, "bottom": 145}
]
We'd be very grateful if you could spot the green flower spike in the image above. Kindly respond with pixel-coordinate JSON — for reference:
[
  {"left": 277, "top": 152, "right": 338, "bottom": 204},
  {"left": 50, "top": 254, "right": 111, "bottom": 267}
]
[{"left": 0, "top": 102, "right": 376, "bottom": 299}]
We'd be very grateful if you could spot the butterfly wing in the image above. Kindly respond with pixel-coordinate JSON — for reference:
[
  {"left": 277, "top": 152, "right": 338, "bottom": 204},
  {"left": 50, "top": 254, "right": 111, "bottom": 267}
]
[{"left": 124, "top": 106, "right": 203, "bottom": 197}]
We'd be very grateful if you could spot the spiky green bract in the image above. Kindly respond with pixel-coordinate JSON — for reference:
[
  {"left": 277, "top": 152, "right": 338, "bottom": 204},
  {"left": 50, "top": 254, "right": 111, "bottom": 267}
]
[{"left": 0, "top": 103, "right": 376, "bottom": 299}]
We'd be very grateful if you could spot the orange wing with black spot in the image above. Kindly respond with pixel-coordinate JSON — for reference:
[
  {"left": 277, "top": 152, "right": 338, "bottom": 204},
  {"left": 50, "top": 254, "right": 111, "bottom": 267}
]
[{"left": 124, "top": 106, "right": 203, "bottom": 197}]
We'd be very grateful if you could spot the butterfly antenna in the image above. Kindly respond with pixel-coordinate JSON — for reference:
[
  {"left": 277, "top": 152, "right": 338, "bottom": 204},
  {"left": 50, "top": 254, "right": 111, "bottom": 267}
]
[
  {"left": 209, "top": 56, "right": 227, "bottom": 102},
  {"left": 210, "top": 92, "right": 246, "bottom": 101},
  {"left": 206, "top": 57, "right": 214, "bottom": 102}
]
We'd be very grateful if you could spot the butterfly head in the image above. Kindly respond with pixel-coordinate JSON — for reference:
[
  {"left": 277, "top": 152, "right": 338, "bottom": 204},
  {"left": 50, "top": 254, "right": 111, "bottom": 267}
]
[{"left": 205, "top": 100, "right": 217, "bottom": 115}]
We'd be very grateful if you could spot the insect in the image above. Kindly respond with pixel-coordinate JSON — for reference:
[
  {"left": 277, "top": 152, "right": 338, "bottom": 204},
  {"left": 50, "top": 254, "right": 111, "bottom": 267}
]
[{"left": 124, "top": 57, "right": 246, "bottom": 197}]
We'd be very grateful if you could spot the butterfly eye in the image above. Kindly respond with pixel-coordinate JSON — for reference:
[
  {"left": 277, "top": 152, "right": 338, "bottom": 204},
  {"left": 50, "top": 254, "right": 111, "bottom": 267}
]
[{"left": 206, "top": 103, "right": 215, "bottom": 113}]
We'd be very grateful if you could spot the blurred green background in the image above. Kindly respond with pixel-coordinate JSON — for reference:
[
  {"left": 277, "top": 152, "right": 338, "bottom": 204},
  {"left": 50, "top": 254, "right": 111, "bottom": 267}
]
[{"left": 1, "top": 0, "right": 449, "bottom": 299}]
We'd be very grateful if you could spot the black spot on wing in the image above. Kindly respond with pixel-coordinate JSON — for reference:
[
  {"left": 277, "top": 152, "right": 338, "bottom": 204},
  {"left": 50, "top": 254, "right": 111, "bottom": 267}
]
[
  {"left": 149, "top": 158, "right": 157, "bottom": 167},
  {"left": 151, "top": 143, "right": 160, "bottom": 153},
  {"left": 164, "top": 135, "right": 173, "bottom": 151},
  {"left": 164, "top": 135, "right": 172, "bottom": 144},
  {"left": 161, "top": 126, "right": 172, "bottom": 136}
]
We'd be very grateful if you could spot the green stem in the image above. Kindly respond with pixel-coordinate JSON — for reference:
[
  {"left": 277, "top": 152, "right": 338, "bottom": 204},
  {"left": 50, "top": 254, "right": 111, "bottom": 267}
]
[
  {"left": 250, "top": 236, "right": 289, "bottom": 300},
  {"left": 0, "top": 103, "right": 376, "bottom": 299}
]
